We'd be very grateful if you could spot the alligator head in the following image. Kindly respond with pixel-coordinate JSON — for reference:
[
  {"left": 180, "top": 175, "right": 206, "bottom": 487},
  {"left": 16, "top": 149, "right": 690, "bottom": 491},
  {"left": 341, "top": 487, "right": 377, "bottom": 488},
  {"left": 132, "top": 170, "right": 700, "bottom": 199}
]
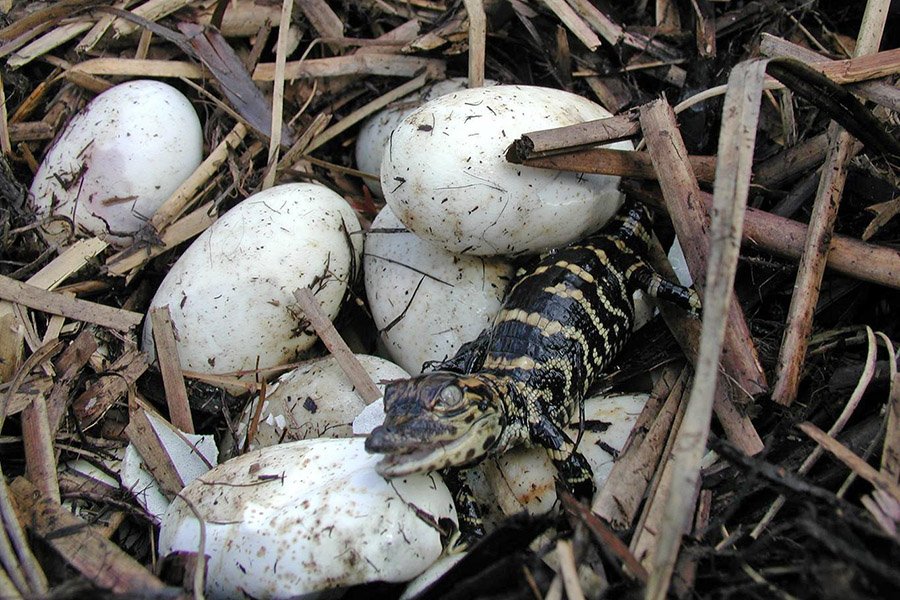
[{"left": 365, "top": 371, "right": 507, "bottom": 477}]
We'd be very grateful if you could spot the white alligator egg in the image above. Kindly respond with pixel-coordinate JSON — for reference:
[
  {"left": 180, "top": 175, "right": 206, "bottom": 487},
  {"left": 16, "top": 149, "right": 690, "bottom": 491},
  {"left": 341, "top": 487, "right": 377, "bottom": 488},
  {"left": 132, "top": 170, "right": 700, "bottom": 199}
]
[
  {"left": 483, "top": 393, "right": 648, "bottom": 516},
  {"left": 382, "top": 85, "right": 633, "bottom": 256},
  {"left": 229, "top": 354, "right": 409, "bottom": 453},
  {"left": 143, "top": 183, "right": 362, "bottom": 378},
  {"left": 356, "top": 77, "right": 496, "bottom": 198},
  {"left": 29, "top": 80, "right": 202, "bottom": 245},
  {"left": 364, "top": 204, "right": 513, "bottom": 374},
  {"left": 159, "top": 438, "right": 457, "bottom": 599}
]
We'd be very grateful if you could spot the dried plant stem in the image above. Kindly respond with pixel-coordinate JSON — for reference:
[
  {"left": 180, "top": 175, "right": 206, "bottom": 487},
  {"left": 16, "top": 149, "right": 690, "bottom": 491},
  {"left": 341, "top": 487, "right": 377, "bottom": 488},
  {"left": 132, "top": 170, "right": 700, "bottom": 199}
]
[
  {"left": 148, "top": 122, "right": 247, "bottom": 235},
  {"left": 646, "top": 58, "right": 768, "bottom": 600},
  {"left": 878, "top": 332, "right": 899, "bottom": 480},
  {"left": 753, "top": 327, "right": 878, "bottom": 537},
  {"left": 149, "top": 307, "right": 194, "bottom": 434},
  {"left": 261, "top": 0, "right": 294, "bottom": 190},
  {"left": 0, "top": 468, "right": 47, "bottom": 597},
  {"left": 292, "top": 288, "right": 381, "bottom": 404},
  {"left": 772, "top": 0, "right": 891, "bottom": 406},
  {"left": 9, "top": 477, "right": 166, "bottom": 593},
  {"left": 463, "top": 0, "right": 485, "bottom": 87},
  {"left": 22, "top": 394, "right": 59, "bottom": 504},
  {"left": 799, "top": 422, "right": 900, "bottom": 501}
]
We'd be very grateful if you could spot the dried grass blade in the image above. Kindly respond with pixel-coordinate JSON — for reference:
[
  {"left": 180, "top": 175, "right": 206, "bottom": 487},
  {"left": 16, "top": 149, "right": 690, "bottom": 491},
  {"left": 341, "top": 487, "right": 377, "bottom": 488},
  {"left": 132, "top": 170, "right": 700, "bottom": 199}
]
[
  {"left": 798, "top": 422, "right": 900, "bottom": 502},
  {"left": 645, "top": 58, "right": 768, "bottom": 600}
]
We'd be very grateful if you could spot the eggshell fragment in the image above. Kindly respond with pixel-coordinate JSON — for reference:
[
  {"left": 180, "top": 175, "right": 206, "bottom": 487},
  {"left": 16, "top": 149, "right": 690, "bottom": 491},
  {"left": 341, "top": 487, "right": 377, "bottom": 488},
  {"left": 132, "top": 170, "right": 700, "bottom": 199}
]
[
  {"left": 356, "top": 77, "right": 496, "bottom": 198},
  {"left": 483, "top": 393, "right": 648, "bottom": 516},
  {"left": 382, "top": 85, "right": 632, "bottom": 255},
  {"left": 229, "top": 354, "right": 409, "bottom": 453},
  {"left": 120, "top": 411, "right": 218, "bottom": 523},
  {"left": 143, "top": 183, "right": 362, "bottom": 377},
  {"left": 365, "top": 205, "right": 513, "bottom": 373},
  {"left": 29, "top": 80, "right": 202, "bottom": 245},
  {"left": 159, "top": 438, "right": 457, "bottom": 599}
]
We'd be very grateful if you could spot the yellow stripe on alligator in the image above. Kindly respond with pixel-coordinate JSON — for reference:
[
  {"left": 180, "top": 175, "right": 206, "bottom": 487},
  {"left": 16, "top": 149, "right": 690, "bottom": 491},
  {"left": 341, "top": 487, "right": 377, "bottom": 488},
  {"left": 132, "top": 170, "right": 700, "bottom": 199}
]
[{"left": 483, "top": 354, "right": 539, "bottom": 371}]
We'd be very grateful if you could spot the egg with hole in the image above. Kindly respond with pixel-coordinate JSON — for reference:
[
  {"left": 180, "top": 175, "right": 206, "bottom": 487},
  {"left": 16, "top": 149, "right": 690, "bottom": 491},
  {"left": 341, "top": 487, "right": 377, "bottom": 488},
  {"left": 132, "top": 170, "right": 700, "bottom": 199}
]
[
  {"left": 158, "top": 438, "right": 457, "bottom": 599},
  {"left": 364, "top": 204, "right": 514, "bottom": 374},
  {"left": 356, "top": 77, "right": 496, "bottom": 198},
  {"left": 143, "top": 183, "right": 362, "bottom": 378},
  {"left": 381, "top": 85, "right": 632, "bottom": 256},
  {"left": 225, "top": 354, "right": 409, "bottom": 455},
  {"left": 29, "top": 80, "right": 202, "bottom": 246}
]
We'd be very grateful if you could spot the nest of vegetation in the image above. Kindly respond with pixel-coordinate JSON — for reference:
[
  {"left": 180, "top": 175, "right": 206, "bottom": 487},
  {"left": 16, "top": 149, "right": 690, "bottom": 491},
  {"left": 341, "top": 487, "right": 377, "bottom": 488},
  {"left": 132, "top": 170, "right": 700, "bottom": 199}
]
[{"left": 0, "top": 1, "right": 898, "bottom": 599}]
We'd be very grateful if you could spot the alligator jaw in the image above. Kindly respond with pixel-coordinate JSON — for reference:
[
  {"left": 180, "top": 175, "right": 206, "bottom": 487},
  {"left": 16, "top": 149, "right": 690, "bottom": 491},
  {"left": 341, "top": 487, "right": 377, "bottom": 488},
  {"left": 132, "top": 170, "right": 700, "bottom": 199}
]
[{"left": 373, "top": 435, "right": 480, "bottom": 477}]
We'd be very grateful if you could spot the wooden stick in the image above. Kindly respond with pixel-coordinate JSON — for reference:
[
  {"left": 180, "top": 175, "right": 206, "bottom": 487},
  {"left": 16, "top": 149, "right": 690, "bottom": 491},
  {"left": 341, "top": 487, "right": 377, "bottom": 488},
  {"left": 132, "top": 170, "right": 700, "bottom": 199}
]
[
  {"left": 506, "top": 108, "right": 640, "bottom": 160},
  {"left": 292, "top": 288, "right": 381, "bottom": 404},
  {"left": 0, "top": 237, "right": 108, "bottom": 382},
  {"left": 540, "top": 0, "right": 601, "bottom": 51},
  {"left": 463, "top": 0, "right": 486, "bottom": 87},
  {"left": 305, "top": 71, "right": 428, "bottom": 153},
  {"left": 105, "top": 201, "right": 218, "bottom": 280},
  {"left": 593, "top": 366, "right": 688, "bottom": 527},
  {"left": 772, "top": 0, "right": 891, "bottom": 406},
  {"left": 0, "top": 467, "right": 48, "bottom": 596},
  {"left": 125, "top": 407, "right": 185, "bottom": 499},
  {"left": 521, "top": 148, "right": 718, "bottom": 183},
  {"left": 560, "top": 489, "right": 649, "bottom": 582},
  {"left": 148, "top": 122, "right": 247, "bottom": 236},
  {"left": 261, "top": 0, "right": 294, "bottom": 191},
  {"left": 630, "top": 184, "right": 900, "bottom": 290},
  {"left": 640, "top": 99, "right": 767, "bottom": 400},
  {"left": 253, "top": 54, "right": 445, "bottom": 80},
  {"left": 8, "top": 477, "right": 167, "bottom": 594},
  {"left": 73, "top": 348, "right": 149, "bottom": 428},
  {"left": 149, "top": 307, "right": 194, "bottom": 434},
  {"left": 646, "top": 59, "right": 768, "bottom": 600},
  {"left": 759, "top": 33, "right": 900, "bottom": 111},
  {"left": 22, "top": 395, "right": 59, "bottom": 505},
  {"left": 799, "top": 421, "right": 900, "bottom": 502},
  {"left": 743, "top": 205, "right": 900, "bottom": 290},
  {"left": 0, "top": 274, "right": 142, "bottom": 332}
]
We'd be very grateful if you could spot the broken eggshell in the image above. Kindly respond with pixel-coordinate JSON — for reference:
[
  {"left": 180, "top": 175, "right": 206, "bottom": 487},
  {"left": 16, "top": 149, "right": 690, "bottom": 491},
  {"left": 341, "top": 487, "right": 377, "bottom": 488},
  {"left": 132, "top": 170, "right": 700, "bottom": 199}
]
[
  {"left": 159, "top": 438, "right": 457, "bottom": 599},
  {"left": 381, "top": 85, "right": 633, "bottom": 256},
  {"left": 226, "top": 354, "right": 409, "bottom": 455},
  {"left": 29, "top": 80, "right": 202, "bottom": 245},
  {"left": 355, "top": 77, "right": 496, "bottom": 198},
  {"left": 120, "top": 411, "right": 218, "bottom": 523},
  {"left": 364, "top": 204, "right": 513, "bottom": 373},
  {"left": 143, "top": 183, "right": 362, "bottom": 378},
  {"left": 482, "top": 392, "right": 648, "bottom": 516}
]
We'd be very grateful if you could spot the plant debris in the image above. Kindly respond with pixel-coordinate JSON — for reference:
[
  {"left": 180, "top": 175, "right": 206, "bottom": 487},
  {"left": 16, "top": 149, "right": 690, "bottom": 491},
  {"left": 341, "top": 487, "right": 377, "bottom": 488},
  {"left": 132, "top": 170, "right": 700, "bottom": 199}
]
[{"left": 0, "top": 0, "right": 898, "bottom": 598}]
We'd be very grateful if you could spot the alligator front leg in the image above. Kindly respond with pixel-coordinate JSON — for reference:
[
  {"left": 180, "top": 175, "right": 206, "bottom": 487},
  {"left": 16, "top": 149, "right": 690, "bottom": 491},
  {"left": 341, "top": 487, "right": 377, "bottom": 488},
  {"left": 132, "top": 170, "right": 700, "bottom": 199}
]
[
  {"left": 442, "top": 467, "right": 486, "bottom": 549},
  {"left": 529, "top": 416, "right": 595, "bottom": 500}
]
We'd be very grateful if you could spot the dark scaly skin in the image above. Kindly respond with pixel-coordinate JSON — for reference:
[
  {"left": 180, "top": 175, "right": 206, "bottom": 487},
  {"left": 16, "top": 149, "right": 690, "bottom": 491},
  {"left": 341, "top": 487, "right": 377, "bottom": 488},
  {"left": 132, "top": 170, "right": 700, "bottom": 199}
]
[{"left": 365, "top": 202, "right": 700, "bottom": 500}]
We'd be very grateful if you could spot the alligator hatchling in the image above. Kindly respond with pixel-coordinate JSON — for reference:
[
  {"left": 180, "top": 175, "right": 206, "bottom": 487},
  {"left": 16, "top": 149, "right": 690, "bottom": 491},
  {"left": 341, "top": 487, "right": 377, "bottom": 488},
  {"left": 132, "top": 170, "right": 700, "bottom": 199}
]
[{"left": 366, "top": 201, "right": 701, "bottom": 503}]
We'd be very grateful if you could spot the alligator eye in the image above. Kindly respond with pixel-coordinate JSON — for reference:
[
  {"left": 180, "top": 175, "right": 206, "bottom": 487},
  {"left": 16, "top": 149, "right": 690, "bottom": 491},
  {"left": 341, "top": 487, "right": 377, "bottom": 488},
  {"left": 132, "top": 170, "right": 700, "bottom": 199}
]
[{"left": 436, "top": 385, "right": 464, "bottom": 410}]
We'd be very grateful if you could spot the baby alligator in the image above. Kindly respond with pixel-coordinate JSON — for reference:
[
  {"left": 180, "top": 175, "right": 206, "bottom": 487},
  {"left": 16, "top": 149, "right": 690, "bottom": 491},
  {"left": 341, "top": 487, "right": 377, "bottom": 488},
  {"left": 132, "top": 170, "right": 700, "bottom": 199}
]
[{"left": 365, "top": 201, "right": 700, "bottom": 499}]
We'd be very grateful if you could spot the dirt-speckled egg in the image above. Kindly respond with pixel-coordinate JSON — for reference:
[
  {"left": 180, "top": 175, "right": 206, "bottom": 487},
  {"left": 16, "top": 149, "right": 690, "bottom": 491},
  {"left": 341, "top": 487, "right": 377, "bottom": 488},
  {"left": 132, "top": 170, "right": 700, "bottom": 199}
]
[
  {"left": 143, "top": 183, "right": 362, "bottom": 378},
  {"left": 355, "top": 77, "right": 496, "bottom": 198},
  {"left": 364, "top": 205, "right": 513, "bottom": 373},
  {"left": 159, "top": 438, "right": 457, "bottom": 599},
  {"left": 29, "top": 80, "right": 202, "bottom": 245},
  {"left": 381, "top": 85, "right": 632, "bottom": 256},
  {"left": 227, "top": 354, "right": 409, "bottom": 454},
  {"left": 482, "top": 392, "right": 648, "bottom": 515}
]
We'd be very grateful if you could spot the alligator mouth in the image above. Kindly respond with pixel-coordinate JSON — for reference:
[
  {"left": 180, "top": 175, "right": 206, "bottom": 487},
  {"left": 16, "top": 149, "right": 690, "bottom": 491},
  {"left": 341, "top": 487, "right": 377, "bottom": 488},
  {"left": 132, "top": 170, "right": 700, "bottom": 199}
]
[{"left": 373, "top": 434, "right": 484, "bottom": 477}]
